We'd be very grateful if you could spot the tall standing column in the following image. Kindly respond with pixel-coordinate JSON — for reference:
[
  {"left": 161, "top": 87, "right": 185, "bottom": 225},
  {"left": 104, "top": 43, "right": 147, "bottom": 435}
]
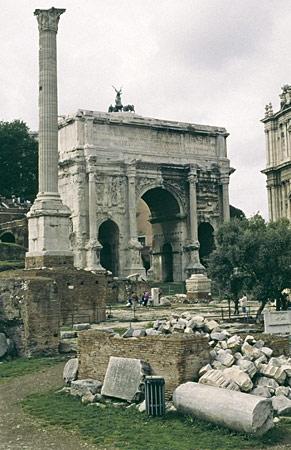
[
  {"left": 184, "top": 167, "right": 205, "bottom": 277},
  {"left": 188, "top": 169, "right": 198, "bottom": 243},
  {"left": 86, "top": 170, "right": 104, "bottom": 271},
  {"left": 26, "top": 8, "right": 73, "bottom": 269},
  {"left": 220, "top": 174, "right": 230, "bottom": 221},
  {"left": 185, "top": 166, "right": 211, "bottom": 299},
  {"left": 124, "top": 164, "right": 145, "bottom": 277}
]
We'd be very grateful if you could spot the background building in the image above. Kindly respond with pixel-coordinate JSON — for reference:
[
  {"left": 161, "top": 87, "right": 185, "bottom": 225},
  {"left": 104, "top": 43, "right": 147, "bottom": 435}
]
[{"left": 262, "top": 85, "right": 291, "bottom": 221}]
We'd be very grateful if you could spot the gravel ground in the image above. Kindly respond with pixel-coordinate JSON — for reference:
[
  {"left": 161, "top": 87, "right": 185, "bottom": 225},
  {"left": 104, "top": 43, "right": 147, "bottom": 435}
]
[{"left": 0, "top": 362, "right": 102, "bottom": 450}]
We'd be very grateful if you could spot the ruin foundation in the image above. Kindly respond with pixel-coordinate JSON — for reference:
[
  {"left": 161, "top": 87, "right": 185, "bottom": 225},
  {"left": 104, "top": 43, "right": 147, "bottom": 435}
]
[
  {"left": 0, "top": 268, "right": 111, "bottom": 356},
  {"left": 78, "top": 330, "right": 210, "bottom": 398}
]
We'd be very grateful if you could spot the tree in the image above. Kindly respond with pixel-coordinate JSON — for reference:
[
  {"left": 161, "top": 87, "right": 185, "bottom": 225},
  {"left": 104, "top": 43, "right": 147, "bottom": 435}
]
[
  {"left": 0, "top": 120, "right": 38, "bottom": 201},
  {"left": 208, "top": 215, "right": 291, "bottom": 313}
]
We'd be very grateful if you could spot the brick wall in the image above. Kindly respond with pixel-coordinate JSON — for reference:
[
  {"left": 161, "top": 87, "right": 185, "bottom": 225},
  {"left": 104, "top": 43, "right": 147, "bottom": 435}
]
[
  {"left": 0, "top": 268, "right": 112, "bottom": 356},
  {"left": 78, "top": 331, "right": 210, "bottom": 398},
  {"left": 0, "top": 275, "right": 59, "bottom": 356}
]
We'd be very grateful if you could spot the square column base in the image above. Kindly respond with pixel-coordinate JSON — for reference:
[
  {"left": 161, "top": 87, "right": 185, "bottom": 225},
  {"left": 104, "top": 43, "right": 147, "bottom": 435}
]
[{"left": 186, "top": 273, "right": 212, "bottom": 301}]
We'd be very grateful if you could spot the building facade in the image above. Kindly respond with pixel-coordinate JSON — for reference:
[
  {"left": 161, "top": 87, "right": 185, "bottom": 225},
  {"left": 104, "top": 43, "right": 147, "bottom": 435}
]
[
  {"left": 58, "top": 110, "right": 232, "bottom": 281},
  {"left": 262, "top": 85, "right": 291, "bottom": 221}
]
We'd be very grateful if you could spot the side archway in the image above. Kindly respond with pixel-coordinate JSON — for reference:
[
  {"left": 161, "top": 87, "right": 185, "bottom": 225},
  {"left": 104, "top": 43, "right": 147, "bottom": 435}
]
[
  {"left": 98, "top": 219, "right": 119, "bottom": 276},
  {"left": 198, "top": 222, "right": 214, "bottom": 264},
  {"left": 137, "top": 186, "right": 184, "bottom": 281},
  {"left": 0, "top": 232, "right": 16, "bottom": 243}
]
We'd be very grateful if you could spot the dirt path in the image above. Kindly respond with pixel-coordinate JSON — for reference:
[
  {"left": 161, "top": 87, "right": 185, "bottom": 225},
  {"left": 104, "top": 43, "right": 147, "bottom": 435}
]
[{"left": 0, "top": 363, "right": 100, "bottom": 450}]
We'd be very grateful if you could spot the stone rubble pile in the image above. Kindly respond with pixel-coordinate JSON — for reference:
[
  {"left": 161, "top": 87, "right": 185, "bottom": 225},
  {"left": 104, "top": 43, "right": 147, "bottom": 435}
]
[
  {"left": 197, "top": 330, "right": 291, "bottom": 416},
  {"left": 121, "top": 312, "right": 220, "bottom": 338}
]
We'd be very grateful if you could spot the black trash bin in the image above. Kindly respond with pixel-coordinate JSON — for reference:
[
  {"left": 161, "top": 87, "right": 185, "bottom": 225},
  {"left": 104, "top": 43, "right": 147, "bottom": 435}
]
[{"left": 145, "top": 376, "right": 165, "bottom": 416}]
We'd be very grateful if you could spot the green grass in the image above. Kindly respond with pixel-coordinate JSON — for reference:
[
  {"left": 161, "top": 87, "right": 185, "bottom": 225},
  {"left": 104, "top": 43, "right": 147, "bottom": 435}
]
[
  {"left": 0, "top": 356, "right": 64, "bottom": 382},
  {"left": 22, "top": 391, "right": 291, "bottom": 450}
]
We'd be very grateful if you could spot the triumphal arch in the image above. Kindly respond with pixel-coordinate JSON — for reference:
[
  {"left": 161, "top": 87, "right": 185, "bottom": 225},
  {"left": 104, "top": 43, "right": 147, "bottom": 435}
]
[{"left": 58, "top": 107, "right": 231, "bottom": 282}]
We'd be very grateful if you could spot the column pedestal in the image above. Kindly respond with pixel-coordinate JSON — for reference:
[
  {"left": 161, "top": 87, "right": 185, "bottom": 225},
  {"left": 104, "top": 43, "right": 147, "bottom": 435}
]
[
  {"left": 124, "top": 164, "right": 146, "bottom": 278},
  {"left": 185, "top": 167, "right": 211, "bottom": 299},
  {"left": 25, "top": 193, "right": 73, "bottom": 268}
]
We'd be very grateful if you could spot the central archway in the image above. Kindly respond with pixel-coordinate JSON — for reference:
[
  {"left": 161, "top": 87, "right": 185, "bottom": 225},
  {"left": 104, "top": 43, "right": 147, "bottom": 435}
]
[
  {"left": 98, "top": 219, "right": 119, "bottom": 276},
  {"left": 137, "top": 187, "right": 183, "bottom": 281}
]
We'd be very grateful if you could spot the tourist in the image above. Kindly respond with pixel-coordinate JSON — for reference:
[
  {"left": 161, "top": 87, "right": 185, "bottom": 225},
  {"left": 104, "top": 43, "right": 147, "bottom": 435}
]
[
  {"left": 141, "top": 291, "right": 150, "bottom": 307},
  {"left": 239, "top": 294, "right": 248, "bottom": 319}
]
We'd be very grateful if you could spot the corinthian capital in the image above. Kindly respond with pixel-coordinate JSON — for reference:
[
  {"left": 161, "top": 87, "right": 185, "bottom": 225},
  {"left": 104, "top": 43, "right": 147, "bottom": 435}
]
[{"left": 34, "top": 7, "right": 65, "bottom": 33}]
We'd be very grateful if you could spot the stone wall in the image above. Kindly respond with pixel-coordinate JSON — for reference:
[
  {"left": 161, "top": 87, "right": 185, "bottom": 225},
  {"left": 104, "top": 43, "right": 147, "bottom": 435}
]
[
  {"left": 0, "top": 275, "right": 59, "bottom": 356},
  {"left": 241, "top": 333, "right": 290, "bottom": 356},
  {"left": 0, "top": 268, "right": 111, "bottom": 356},
  {"left": 78, "top": 330, "right": 210, "bottom": 398},
  {"left": 0, "top": 242, "right": 26, "bottom": 261}
]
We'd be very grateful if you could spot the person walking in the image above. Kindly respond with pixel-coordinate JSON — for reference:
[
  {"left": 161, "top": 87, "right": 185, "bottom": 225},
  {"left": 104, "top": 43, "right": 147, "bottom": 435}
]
[{"left": 239, "top": 294, "right": 248, "bottom": 320}]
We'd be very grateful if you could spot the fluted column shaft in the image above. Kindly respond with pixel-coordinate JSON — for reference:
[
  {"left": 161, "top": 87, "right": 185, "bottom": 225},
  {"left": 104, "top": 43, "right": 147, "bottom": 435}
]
[
  {"left": 127, "top": 166, "right": 138, "bottom": 240},
  {"left": 220, "top": 175, "right": 230, "bottom": 221},
  {"left": 88, "top": 172, "right": 97, "bottom": 240},
  {"left": 188, "top": 169, "right": 198, "bottom": 242},
  {"left": 35, "top": 8, "right": 65, "bottom": 195}
]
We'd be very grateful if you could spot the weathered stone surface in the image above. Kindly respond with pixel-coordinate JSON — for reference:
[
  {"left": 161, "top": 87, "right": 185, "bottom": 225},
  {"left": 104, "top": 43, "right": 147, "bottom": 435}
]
[
  {"left": 275, "top": 386, "right": 290, "bottom": 397},
  {"left": 73, "top": 323, "right": 91, "bottom": 331},
  {"left": 173, "top": 382, "right": 273, "bottom": 435},
  {"left": 177, "top": 318, "right": 188, "bottom": 328},
  {"left": 210, "top": 331, "right": 227, "bottom": 341},
  {"left": 198, "top": 364, "right": 212, "bottom": 377},
  {"left": 212, "top": 360, "right": 225, "bottom": 370},
  {"left": 199, "top": 369, "right": 240, "bottom": 391},
  {"left": 237, "top": 360, "right": 257, "bottom": 378},
  {"left": 145, "top": 328, "right": 160, "bottom": 336},
  {"left": 0, "top": 333, "right": 8, "bottom": 358},
  {"left": 60, "top": 330, "right": 77, "bottom": 339},
  {"left": 172, "top": 323, "right": 185, "bottom": 333},
  {"left": 268, "top": 357, "right": 282, "bottom": 367},
  {"left": 223, "top": 367, "right": 253, "bottom": 392},
  {"left": 184, "top": 327, "right": 194, "bottom": 334},
  {"left": 188, "top": 315, "right": 204, "bottom": 330},
  {"left": 257, "top": 376, "right": 279, "bottom": 393},
  {"left": 261, "top": 347, "right": 273, "bottom": 358},
  {"left": 272, "top": 396, "right": 291, "bottom": 416},
  {"left": 281, "top": 364, "right": 291, "bottom": 377},
  {"left": 181, "top": 311, "right": 192, "bottom": 320},
  {"left": 63, "top": 358, "right": 78, "bottom": 384},
  {"left": 132, "top": 329, "right": 146, "bottom": 337},
  {"left": 159, "top": 322, "right": 171, "bottom": 333},
  {"left": 259, "top": 364, "right": 286, "bottom": 384},
  {"left": 250, "top": 386, "right": 272, "bottom": 398},
  {"left": 254, "top": 340, "right": 265, "bottom": 349},
  {"left": 204, "top": 320, "right": 219, "bottom": 332},
  {"left": 122, "top": 328, "right": 134, "bottom": 338},
  {"left": 101, "top": 356, "right": 151, "bottom": 402},
  {"left": 137, "top": 400, "right": 146, "bottom": 412},
  {"left": 234, "top": 352, "right": 243, "bottom": 361},
  {"left": 241, "top": 342, "right": 263, "bottom": 360},
  {"left": 71, "top": 379, "right": 103, "bottom": 397},
  {"left": 244, "top": 335, "right": 256, "bottom": 344},
  {"left": 227, "top": 335, "right": 242, "bottom": 350},
  {"left": 216, "top": 350, "right": 234, "bottom": 367},
  {"left": 254, "top": 355, "right": 268, "bottom": 369},
  {"left": 81, "top": 392, "right": 96, "bottom": 404},
  {"left": 159, "top": 297, "right": 171, "bottom": 306}
]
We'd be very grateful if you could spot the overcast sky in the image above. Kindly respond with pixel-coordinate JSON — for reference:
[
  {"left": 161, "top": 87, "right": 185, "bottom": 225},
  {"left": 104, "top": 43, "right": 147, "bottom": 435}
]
[{"left": 1, "top": 0, "right": 291, "bottom": 219}]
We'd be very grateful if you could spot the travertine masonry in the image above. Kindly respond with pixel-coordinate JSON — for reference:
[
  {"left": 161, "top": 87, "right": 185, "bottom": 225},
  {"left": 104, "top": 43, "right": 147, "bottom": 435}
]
[{"left": 78, "top": 330, "right": 210, "bottom": 398}]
